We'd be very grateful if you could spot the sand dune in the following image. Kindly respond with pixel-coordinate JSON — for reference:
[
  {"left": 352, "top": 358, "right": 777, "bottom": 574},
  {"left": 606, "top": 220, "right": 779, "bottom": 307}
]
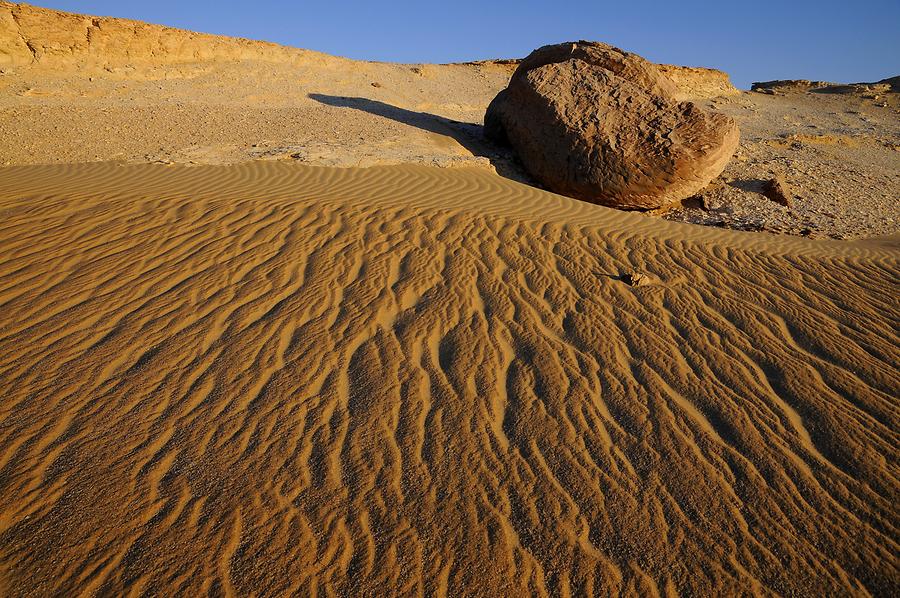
[{"left": 0, "top": 162, "right": 897, "bottom": 595}]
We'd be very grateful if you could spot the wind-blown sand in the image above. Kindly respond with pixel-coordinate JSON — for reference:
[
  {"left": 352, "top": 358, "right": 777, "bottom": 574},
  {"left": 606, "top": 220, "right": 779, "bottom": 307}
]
[{"left": 0, "top": 162, "right": 897, "bottom": 596}]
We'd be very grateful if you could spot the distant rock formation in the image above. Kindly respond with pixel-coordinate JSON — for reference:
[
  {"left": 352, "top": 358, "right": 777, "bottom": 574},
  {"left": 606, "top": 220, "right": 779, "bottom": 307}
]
[
  {"left": 752, "top": 77, "right": 899, "bottom": 96},
  {"left": 751, "top": 79, "right": 834, "bottom": 93},
  {"left": 656, "top": 64, "right": 740, "bottom": 100},
  {"left": 0, "top": 1, "right": 336, "bottom": 68},
  {"left": 485, "top": 41, "right": 740, "bottom": 210}
]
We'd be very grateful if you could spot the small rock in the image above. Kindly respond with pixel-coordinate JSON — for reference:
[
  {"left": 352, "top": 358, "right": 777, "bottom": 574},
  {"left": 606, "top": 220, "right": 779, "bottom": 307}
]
[
  {"left": 762, "top": 176, "right": 794, "bottom": 207},
  {"left": 371, "top": 82, "right": 382, "bottom": 88},
  {"left": 621, "top": 272, "right": 648, "bottom": 287},
  {"left": 680, "top": 196, "right": 705, "bottom": 211}
]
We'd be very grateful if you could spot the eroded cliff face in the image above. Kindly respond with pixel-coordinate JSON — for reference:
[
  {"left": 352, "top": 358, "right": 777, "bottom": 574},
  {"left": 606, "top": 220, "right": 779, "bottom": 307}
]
[
  {"left": 0, "top": 4, "right": 30, "bottom": 65},
  {"left": 657, "top": 64, "right": 742, "bottom": 99},
  {"left": 0, "top": 1, "right": 338, "bottom": 68}
]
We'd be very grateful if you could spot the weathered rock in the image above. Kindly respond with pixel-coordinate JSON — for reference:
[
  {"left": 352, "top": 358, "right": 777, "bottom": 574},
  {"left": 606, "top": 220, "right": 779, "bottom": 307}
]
[
  {"left": 0, "top": 0, "right": 338, "bottom": 68},
  {"left": 753, "top": 77, "right": 900, "bottom": 96},
  {"left": 656, "top": 64, "right": 741, "bottom": 100},
  {"left": 485, "top": 41, "right": 740, "bottom": 210},
  {"left": 621, "top": 271, "right": 648, "bottom": 287},
  {"left": 879, "top": 75, "right": 900, "bottom": 92},
  {"left": 763, "top": 175, "right": 795, "bottom": 207},
  {"left": 751, "top": 80, "right": 833, "bottom": 93}
]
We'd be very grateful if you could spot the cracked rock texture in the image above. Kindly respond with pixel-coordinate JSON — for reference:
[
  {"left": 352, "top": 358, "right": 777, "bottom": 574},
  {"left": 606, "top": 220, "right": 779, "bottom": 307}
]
[
  {"left": 485, "top": 42, "right": 740, "bottom": 210},
  {"left": 0, "top": 1, "right": 336, "bottom": 68}
]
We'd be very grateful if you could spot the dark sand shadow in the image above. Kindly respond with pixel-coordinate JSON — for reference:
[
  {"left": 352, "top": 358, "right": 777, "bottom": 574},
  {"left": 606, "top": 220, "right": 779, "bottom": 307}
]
[{"left": 308, "top": 93, "right": 529, "bottom": 182}]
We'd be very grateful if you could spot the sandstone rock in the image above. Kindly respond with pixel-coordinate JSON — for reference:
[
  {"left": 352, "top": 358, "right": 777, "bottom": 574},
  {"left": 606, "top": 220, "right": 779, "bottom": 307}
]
[
  {"left": 763, "top": 175, "right": 795, "bottom": 207},
  {"left": 656, "top": 64, "right": 740, "bottom": 100},
  {"left": 752, "top": 80, "right": 833, "bottom": 93},
  {"left": 753, "top": 77, "right": 900, "bottom": 97},
  {"left": 0, "top": 1, "right": 341, "bottom": 68},
  {"left": 879, "top": 75, "right": 900, "bottom": 92},
  {"left": 621, "top": 271, "right": 648, "bottom": 287},
  {"left": 472, "top": 58, "right": 740, "bottom": 101},
  {"left": 485, "top": 41, "right": 740, "bottom": 210}
]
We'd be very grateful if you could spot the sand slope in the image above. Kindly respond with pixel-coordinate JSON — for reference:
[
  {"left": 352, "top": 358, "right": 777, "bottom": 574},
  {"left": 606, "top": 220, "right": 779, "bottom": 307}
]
[{"left": 0, "top": 162, "right": 897, "bottom": 596}]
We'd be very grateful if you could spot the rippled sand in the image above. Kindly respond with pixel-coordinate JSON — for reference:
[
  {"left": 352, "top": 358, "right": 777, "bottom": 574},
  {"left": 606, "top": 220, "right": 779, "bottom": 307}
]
[{"left": 0, "top": 162, "right": 897, "bottom": 596}]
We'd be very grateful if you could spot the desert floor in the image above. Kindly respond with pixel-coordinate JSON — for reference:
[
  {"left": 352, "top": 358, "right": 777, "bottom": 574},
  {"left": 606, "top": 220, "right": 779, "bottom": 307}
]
[{"left": 2, "top": 54, "right": 898, "bottom": 239}]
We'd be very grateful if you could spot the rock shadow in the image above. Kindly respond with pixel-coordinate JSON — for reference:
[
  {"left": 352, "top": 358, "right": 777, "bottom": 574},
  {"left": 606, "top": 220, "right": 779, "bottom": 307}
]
[
  {"left": 307, "top": 93, "right": 528, "bottom": 182},
  {"left": 728, "top": 178, "right": 769, "bottom": 194}
]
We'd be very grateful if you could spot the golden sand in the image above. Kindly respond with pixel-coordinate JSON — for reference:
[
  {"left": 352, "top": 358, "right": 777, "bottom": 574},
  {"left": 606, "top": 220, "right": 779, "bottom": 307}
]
[{"left": 0, "top": 162, "right": 896, "bottom": 595}]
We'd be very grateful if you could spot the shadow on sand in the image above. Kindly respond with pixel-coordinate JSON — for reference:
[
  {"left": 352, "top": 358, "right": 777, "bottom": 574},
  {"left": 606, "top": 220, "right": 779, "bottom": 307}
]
[{"left": 307, "top": 93, "right": 528, "bottom": 182}]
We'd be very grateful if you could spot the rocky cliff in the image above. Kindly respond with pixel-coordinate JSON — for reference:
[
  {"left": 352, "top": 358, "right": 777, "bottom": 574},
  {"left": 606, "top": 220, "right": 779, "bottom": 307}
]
[
  {"left": 0, "top": 1, "right": 337, "bottom": 68},
  {"left": 657, "top": 64, "right": 741, "bottom": 99}
]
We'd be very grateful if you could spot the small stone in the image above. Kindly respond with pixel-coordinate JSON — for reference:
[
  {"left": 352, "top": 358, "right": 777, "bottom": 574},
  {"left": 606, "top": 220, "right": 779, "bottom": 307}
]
[
  {"left": 762, "top": 176, "right": 794, "bottom": 207},
  {"left": 621, "top": 272, "right": 648, "bottom": 287}
]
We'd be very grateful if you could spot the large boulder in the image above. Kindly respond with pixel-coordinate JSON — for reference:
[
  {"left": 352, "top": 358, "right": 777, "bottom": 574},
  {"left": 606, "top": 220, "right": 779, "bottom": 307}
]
[{"left": 485, "top": 41, "right": 739, "bottom": 210}]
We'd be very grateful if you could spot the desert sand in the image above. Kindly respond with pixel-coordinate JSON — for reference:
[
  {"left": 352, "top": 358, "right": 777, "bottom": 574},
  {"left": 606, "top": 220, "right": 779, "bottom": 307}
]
[{"left": 0, "top": 3, "right": 898, "bottom": 597}]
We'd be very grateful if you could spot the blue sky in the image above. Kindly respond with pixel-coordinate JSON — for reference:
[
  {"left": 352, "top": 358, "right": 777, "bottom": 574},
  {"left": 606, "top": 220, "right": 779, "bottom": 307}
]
[{"left": 36, "top": 1, "right": 900, "bottom": 89}]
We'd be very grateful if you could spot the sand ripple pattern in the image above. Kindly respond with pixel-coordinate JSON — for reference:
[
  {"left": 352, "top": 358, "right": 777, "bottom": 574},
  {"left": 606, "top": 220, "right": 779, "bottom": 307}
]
[{"left": 0, "top": 163, "right": 897, "bottom": 596}]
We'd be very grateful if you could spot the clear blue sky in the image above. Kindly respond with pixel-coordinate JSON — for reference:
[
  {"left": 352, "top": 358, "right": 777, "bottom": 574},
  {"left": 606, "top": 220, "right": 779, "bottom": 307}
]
[{"left": 35, "top": 1, "right": 900, "bottom": 89}]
